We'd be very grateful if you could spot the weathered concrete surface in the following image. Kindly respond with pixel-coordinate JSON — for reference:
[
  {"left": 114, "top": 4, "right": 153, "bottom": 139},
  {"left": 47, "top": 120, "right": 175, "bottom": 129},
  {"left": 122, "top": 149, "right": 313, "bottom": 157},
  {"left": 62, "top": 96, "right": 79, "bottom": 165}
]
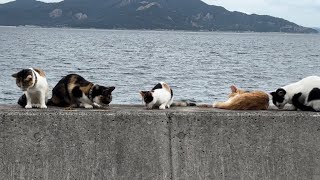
[
  {"left": 170, "top": 111, "right": 320, "bottom": 180},
  {"left": 1, "top": 105, "right": 320, "bottom": 180},
  {"left": 0, "top": 105, "right": 171, "bottom": 180}
]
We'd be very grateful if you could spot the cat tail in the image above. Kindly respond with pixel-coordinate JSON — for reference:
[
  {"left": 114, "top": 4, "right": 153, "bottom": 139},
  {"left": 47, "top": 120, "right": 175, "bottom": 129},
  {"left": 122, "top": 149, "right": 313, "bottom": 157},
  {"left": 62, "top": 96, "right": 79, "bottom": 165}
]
[
  {"left": 171, "top": 102, "right": 197, "bottom": 107},
  {"left": 172, "top": 102, "right": 214, "bottom": 108},
  {"left": 17, "top": 94, "right": 27, "bottom": 107},
  {"left": 197, "top": 104, "right": 214, "bottom": 108},
  {"left": 292, "top": 92, "right": 315, "bottom": 111}
]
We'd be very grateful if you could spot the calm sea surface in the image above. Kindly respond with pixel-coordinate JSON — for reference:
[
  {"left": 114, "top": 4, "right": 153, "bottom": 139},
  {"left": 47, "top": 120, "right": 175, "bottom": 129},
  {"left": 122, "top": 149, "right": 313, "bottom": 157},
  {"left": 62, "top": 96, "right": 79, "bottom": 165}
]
[{"left": 1, "top": 26, "right": 320, "bottom": 105}]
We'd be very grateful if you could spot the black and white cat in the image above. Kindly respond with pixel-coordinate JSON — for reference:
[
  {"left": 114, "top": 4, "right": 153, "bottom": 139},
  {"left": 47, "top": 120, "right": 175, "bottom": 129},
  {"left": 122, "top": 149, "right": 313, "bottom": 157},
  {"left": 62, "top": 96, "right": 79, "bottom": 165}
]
[
  {"left": 12, "top": 68, "right": 49, "bottom": 108},
  {"left": 271, "top": 76, "right": 320, "bottom": 111},
  {"left": 140, "top": 82, "right": 173, "bottom": 109}
]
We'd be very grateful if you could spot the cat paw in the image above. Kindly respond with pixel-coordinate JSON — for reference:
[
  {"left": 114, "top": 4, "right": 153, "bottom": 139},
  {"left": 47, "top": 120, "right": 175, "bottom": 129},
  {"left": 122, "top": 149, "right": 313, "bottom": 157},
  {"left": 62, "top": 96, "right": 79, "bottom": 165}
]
[
  {"left": 93, "top": 103, "right": 102, "bottom": 108},
  {"left": 25, "top": 104, "right": 32, "bottom": 109},
  {"left": 40, "top": 105, "right": 47, "bottom": 109},
  {"left": 84, "top": 104, "right": 93, "bottom": 109},
  {"left": 159, "top": 105, "right": 166, "bottom": 110}
]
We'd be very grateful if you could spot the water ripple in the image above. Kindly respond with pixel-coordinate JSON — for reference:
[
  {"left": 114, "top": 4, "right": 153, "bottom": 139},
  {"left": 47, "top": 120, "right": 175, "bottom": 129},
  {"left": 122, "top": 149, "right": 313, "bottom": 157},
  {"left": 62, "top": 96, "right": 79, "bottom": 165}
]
[{"left": 1, "top": 27, "right": 320, "bottom": 104}]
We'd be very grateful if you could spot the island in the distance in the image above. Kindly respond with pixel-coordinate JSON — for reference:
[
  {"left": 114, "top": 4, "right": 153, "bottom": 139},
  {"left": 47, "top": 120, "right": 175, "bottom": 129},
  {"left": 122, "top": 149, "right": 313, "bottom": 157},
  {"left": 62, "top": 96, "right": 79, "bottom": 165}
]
[{"left": 0, "top": 0, "right": 317, "bottom": 33}]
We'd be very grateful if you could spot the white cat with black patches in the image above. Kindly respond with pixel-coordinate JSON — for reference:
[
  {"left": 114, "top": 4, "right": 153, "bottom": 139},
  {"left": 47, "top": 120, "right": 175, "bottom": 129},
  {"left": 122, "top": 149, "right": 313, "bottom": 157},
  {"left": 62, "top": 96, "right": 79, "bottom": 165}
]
[
  {"left": 271, "top": 76, "right": 320, "bottom": 111},
  {"left": 12, "top": 68, "right": 49, "bottom": 109},
  {"left": 140, "top": 82, "right": 173, "bottom": 109}
]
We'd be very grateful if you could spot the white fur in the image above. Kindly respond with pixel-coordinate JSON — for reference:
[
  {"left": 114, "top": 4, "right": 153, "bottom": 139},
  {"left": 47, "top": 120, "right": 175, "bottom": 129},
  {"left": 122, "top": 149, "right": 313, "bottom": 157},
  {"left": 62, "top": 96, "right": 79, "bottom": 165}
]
[
  {"left": 277, "top": 76, "right": 320, "bottom": 109},
  {"left": 146, "top": 82, "right": 173, "bottom": 110},
  {"left": 79, "top": 93, "right": 94, "bottom": 109},
  {"left": 79, "top": 95, "right": 103, "bottom": 109},
  {"left": 24, "top": 68, "right": 49, "bottom": 109}
]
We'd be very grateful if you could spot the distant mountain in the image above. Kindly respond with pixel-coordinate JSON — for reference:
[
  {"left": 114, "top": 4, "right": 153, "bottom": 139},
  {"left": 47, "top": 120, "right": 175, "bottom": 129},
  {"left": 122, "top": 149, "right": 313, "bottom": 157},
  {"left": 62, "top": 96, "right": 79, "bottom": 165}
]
[
  {"left": 0, "top": 0, "right": 317, "bottom": 33},
  {"left": 313, "top": 27, "right": 320, "bottom": 32}
]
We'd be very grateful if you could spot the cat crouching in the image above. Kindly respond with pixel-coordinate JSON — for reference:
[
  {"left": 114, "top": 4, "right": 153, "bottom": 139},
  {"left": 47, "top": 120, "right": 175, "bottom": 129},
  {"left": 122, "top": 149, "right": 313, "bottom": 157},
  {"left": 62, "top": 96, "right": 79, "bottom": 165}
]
[
  {"left": 48, "top": 74, "right": 115, "bottom": 108},
  {"left": 271, "top": 76, "right": 320, "bottom": 111},
  {"left": 213, "top": 85, "right": 269, "bottom": 110},
  {"left": 140, "top": 82, "right": 173, "bottom": 109},
  {"left": 12, "top": 68, "right": 49, "bottom": 108}
]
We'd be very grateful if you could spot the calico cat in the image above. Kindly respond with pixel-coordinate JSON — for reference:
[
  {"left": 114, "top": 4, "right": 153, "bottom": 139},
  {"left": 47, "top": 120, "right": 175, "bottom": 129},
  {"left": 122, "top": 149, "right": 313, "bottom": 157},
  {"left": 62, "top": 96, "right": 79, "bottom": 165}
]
[
  {"left": 12, "top": 68, "right": 49, "bottom": 108},
  {"left": 48, "top": 74, "right": 115, "bottom": 108},
  {"left": 140, "top": 82, "right": 173, "bottom": 109},
  {"left": 213, "top": 85, "right": 269, "bottom": 110},
  {"left": 271, "top": 76, "right": 320, "bottom": 111}
]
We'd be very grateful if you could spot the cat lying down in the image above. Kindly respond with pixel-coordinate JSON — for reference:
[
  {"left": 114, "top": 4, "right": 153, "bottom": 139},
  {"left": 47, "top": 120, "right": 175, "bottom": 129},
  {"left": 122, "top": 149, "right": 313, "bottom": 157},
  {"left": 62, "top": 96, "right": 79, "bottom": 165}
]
[
  {"left": 213, "top": 85, "right": 269, "bottom": 110},
  {"left": 193, "top": 85, "right": 269, "bottom": 110}
]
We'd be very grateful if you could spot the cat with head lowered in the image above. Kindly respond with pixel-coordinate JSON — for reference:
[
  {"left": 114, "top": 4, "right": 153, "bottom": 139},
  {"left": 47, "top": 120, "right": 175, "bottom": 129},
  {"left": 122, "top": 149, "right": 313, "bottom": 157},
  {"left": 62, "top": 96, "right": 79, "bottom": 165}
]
[
  {"left": 48, "top": 74, "right": 115, "bottom": 108},
  {"left": 271, "top": 76, "right": 320, "bottom": 111},
  {"left": 12, "top": 68, "right": 49, "bottom": 108},
  {"left": 213, "top": 85, "right": 269, "bottom": 110},
  {"left": 140, "top": 82, "right": 173, "bottom": 109}
]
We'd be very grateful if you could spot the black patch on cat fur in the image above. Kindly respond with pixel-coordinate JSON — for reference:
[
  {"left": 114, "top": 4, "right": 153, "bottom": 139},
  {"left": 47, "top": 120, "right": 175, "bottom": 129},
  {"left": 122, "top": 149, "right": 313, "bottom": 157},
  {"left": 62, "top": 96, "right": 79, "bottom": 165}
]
[
  {"left": 72, "top": 86, "right": 83, "bottom": 98},
  {"left": 142, "top": 91, "right": 153, "bottom": 104},
  {"left": 170, "top": 89, "right": 173, "bottom": 99},
  {"left": 308, "top": 88, "right": 320, "bottom": 102},
  {"left": 18, "top": 94, "right": 27, "bottom": 107},
  {"left": 292, "top": 92, "right": 315, "bottom": 111},
  {"left": 15, "top": 69, "right": 33, "bottom": 79},
  {"left": 271, "top": 88, "right": 286, "bottom": 105},
  {"left": 91, "top": 86, "right": 115, "bottom": 105},
  {"left": 152, "top": 83, "right": 162, "bottom": 91}
]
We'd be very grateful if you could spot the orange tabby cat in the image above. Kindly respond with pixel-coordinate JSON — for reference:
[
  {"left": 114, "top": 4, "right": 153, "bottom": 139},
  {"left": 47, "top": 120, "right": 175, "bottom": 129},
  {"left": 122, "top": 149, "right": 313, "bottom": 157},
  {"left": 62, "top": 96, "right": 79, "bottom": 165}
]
[{"left": 213, "top": 85, "right": 269, "bottom": 110}]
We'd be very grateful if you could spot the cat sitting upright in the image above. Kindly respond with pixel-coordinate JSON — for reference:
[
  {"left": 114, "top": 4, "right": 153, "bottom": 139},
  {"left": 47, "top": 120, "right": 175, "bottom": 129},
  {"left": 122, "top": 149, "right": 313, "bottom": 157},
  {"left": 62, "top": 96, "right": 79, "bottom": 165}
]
[
  {"left": 48, "top": 74, "right": 115, "bottom": 108},
  {"left": 213, "top": 85, "right": 269, "bottom": 110},
  {"left": 140, "top": 82, "right": 173, "bottom": 109},
  {"left": 12, "top": 68, "right": 49, "bottom": 108},
  {"left": 271, "top": 76, "right": 320, "bottom": 111}
]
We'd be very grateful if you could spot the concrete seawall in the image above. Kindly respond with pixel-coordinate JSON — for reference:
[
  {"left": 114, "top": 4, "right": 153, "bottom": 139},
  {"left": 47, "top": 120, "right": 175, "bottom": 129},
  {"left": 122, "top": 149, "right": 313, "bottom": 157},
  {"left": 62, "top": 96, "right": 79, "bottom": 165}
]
[{"left": 1, "top": 105, "right": 320, "bottom": 180}]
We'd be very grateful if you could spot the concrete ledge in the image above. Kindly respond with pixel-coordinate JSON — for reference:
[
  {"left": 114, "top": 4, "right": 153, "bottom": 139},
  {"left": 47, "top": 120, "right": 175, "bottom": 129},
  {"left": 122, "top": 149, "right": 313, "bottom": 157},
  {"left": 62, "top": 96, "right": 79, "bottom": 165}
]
[{"left": 1, "top": 105, "right": 320, "bottom": 180}]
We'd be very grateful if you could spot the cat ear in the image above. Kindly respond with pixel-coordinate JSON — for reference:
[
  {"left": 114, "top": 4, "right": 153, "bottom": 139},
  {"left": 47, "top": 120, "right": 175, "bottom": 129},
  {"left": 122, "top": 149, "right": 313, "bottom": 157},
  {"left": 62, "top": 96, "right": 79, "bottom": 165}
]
[
  {"left": 102, "top": 86, "right": 115, "bottom": 94},
  {"left": 278, "top": 91, "right": 285, "bottom": 96},
  {"left": 230, "top": 85, "right": 237, "bottom": 93},
  {"left": 276, "top": 89, "right": 286, "bottom": 96},
  {"left": 106, "top": 86, "right": 115, "bottom": 92},
  {"left": 26, "top": 75, "right": 32, "bottom": 80},
  {"left": 12, "top": 73, "right": 18, "bottom": 78},
  {"left": 140, "top": 91, "right": 146, "bottom": 97},
  {"left": 270, "top": 92, "right": 276, "bottom": 96},
  {"left": 94, "top": 85, "right": 100, "bottom": 89}
]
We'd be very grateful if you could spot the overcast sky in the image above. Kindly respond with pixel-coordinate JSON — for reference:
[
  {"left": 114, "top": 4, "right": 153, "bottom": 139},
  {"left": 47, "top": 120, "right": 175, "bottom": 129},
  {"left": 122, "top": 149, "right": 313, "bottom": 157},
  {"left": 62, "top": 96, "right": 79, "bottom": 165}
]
[
  {"left": 0, "top": 0, "right": 319, "bottom": 27},
  {"left": 202, "top": 0, "right": 320, "bottom": 27}
]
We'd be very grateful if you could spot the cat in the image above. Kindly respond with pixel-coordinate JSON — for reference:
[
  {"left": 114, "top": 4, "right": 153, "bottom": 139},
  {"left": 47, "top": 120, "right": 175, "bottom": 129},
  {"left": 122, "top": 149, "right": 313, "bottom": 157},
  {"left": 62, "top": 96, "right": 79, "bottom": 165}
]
[
  {"left": 213, "top": 85, "right": 269, "bottom": 110},
  {"left": 12, "top": 68, "right": 49, "bottom": 108},
  {"left": 48, "top": 74, "right": 115, "bottom": 108},
  {"left": 271, "top": 76, "right": 320, "bottom": 111},
  {"left": 140, "top": 82, "right": 173, "bottom": 109}
]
